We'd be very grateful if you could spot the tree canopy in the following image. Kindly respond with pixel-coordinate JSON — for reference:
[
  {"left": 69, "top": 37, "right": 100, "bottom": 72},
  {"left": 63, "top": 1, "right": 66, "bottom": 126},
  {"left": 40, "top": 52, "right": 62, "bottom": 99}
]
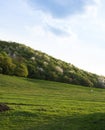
[{"left": 0, "top": 40, "right": 104, "bottom": 88}]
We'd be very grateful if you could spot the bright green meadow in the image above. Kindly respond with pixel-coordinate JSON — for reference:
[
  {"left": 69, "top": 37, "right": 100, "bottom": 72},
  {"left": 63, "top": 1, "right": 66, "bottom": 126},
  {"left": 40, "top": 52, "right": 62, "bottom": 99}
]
[{"left": 0, "top": 74, "right": 105, "bottom": 130}]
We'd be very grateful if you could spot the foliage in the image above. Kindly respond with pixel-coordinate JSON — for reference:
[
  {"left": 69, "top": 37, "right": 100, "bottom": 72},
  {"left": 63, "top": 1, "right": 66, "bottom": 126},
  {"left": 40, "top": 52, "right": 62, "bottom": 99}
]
[
  {"left": 14, "top": 64, "right": 28, "bottom": 77},
  {"left": 0, "top": 52, "right": 16, "bottom": 75},
  {"left": 0, "top": 40, "right": 104, "bottom": 88}
]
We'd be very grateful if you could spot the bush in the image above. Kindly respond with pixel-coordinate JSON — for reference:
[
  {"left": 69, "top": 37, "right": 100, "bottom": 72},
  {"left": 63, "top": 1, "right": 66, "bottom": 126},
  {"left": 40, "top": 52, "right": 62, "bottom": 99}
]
[{"left": 14, "top": 64, "right": 28, "bottom": 77}]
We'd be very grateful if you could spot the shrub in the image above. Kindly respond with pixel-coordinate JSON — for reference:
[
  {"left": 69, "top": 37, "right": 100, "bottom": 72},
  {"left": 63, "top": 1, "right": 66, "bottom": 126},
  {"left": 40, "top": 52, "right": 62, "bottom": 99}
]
[{"left": 14, "top": 64, "right": 28, "bottom": 77}]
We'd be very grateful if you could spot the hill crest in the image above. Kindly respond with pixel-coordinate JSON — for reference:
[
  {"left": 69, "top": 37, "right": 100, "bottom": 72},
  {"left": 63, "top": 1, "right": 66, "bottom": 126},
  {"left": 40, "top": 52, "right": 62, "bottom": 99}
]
[{"left": 0, "top": 40, "right": 105, "bottom": 88}]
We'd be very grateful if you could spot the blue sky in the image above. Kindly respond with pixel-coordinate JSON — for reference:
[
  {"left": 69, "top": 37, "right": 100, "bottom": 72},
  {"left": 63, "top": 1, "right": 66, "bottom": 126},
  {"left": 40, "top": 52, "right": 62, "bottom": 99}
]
[
  {"left": 29, "top": 0, "right": 93, "bottom": 18},
  {"left": 0, "top": 0, "right": 105, "bottom": 75}
]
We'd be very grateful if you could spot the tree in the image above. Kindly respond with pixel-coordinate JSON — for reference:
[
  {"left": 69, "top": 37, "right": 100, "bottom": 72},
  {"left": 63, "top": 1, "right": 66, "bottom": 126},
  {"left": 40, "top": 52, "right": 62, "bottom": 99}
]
[
  {"left": 97, "top": 76, "right": 105, "bottom": 88},
  {"left": 14, "top": 64, "right": 28, "bottom": 77},
  {"left": 0, "top": 52, "right": 16, "bottom": 75}
]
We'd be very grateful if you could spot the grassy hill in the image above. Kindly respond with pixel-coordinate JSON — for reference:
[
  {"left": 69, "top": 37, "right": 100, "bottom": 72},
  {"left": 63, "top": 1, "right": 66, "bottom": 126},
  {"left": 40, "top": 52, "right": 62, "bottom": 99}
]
[
  {"left": 0, "top": 40, "right": 104, "bottom": 88},
  {"left": 0, "top": 74, "right": 105, "bottom": 130}
]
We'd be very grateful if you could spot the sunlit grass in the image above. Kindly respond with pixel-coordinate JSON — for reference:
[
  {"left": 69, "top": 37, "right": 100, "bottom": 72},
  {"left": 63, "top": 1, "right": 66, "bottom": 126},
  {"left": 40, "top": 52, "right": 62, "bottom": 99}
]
[{"left": 0, "top": 74, "right": 105, "bottom": 130}]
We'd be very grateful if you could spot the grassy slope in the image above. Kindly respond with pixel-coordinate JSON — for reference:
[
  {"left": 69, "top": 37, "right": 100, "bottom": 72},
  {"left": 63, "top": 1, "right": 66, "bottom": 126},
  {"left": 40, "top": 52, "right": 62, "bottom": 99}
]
[{"left": 0, "top": 74, "right": 105, "bottom": 130}]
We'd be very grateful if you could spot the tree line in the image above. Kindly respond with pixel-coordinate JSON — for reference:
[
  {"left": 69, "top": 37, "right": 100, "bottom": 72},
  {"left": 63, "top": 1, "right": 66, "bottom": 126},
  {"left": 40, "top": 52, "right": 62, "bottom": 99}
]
[{"left": 0, "top": 40, "right": 104, "bottom": 88}]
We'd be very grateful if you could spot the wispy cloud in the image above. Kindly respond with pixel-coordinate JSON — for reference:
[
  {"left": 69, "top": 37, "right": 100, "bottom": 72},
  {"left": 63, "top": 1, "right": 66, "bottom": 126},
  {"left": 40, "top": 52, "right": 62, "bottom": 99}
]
[
  {"left": 45, "top": 24, "right": 69, "bottom": 36},
  {"left": 1, "top": 0, "right": 105, "bottom": 75}
]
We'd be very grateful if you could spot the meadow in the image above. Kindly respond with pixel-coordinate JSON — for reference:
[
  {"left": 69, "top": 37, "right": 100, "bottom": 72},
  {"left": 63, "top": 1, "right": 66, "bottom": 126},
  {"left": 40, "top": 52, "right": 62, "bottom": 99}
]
[{"left": 0, "top": 74, "right": 105, "bottom": 130}]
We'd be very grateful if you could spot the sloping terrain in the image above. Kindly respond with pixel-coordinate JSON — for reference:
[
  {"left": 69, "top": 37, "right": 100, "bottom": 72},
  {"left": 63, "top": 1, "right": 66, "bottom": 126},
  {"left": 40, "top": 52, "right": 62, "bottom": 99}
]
[
  {"left": 0, "top": 74, "right": 105, "bottom": 130},
  {"left": 0, "top": 40, "right": 104, "bottom": 88}
]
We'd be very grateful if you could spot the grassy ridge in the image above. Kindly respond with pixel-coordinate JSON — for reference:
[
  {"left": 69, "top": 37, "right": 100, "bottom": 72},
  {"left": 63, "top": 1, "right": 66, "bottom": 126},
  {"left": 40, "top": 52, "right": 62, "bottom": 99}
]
[{"left": 0, "top": 74, "right": 105, "bottom": 130}]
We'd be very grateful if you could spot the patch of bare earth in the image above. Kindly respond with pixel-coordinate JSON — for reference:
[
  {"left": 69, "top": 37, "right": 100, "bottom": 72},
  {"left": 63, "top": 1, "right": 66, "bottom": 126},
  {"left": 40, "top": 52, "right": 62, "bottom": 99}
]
[{"left": 0, "top": 104, "right": 10, "bottom": 112}]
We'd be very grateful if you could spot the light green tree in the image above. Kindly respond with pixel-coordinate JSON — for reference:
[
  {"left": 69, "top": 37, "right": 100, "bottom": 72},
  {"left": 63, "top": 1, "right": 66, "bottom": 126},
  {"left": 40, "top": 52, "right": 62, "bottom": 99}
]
[{"left": 15, "top": 64, "right": 28, "bottom": 77}]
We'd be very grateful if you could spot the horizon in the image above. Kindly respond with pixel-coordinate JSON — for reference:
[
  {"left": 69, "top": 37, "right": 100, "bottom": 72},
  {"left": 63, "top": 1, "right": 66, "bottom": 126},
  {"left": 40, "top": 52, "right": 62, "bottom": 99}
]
[{"left": 0, "top": 0, "right": 105, "bottom": 76}]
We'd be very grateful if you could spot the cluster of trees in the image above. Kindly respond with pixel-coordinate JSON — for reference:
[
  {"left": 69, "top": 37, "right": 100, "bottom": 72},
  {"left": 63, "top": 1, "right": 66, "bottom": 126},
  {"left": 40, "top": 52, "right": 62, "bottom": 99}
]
[
  {"left": 0, "top": 52, "right": 28, "bottom": 77},
  {"left": 0, "top": 40, "right": 104, "bottom": 88}
]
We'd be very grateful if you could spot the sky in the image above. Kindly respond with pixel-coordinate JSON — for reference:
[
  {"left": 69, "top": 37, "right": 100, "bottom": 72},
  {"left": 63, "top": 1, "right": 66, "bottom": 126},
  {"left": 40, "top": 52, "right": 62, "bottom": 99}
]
[{"left": 0, "top": 0, "right": 105, "bottom": 75}]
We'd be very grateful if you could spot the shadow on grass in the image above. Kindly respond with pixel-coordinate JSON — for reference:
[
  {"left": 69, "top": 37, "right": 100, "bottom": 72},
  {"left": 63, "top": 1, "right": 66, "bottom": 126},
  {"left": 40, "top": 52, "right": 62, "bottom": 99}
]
[
  {"left": 27, "top": 112, "right": 105, "bottom": 130},
  {"left": 25, "top": 78, "right": 44, "bottom": 83},
  {"left": 0, "top": 110, "right": 105, "bottom": 130}
]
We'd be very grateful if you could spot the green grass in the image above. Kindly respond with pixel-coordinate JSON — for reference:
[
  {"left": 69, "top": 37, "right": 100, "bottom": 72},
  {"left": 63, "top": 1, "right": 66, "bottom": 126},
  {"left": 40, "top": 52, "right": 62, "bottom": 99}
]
[{"left": 0, "top": 74, "right": 105, "bottom": 130}]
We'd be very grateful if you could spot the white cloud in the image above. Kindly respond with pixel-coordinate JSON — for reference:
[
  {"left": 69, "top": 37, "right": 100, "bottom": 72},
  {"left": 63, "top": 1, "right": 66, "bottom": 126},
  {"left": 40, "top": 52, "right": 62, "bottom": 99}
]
[{"left": 1, "top": 0, "right": 105, "bottom": 76}]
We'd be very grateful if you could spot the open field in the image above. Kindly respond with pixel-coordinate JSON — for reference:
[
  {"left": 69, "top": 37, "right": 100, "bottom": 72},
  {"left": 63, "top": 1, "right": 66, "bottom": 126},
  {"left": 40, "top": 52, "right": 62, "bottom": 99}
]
[{"left": 0, "top": 74, "right": 105, "bottom": 130}]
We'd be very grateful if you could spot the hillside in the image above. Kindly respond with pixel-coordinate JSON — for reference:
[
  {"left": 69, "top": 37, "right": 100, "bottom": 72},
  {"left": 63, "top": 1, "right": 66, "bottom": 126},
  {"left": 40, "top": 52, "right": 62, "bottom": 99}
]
[
  {"left": 0, "top": 74, "right": 105, "bottom": 130},
  {"left": 0, "top": 40, "right": 104, "bottom": 88}
]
